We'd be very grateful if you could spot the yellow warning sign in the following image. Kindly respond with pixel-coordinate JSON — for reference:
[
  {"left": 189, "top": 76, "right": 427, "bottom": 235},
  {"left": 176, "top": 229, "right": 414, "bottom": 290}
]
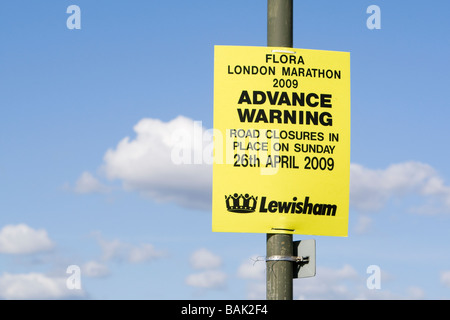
[{"left": 212, "top": 45, "right": 350, "bottom": 236}]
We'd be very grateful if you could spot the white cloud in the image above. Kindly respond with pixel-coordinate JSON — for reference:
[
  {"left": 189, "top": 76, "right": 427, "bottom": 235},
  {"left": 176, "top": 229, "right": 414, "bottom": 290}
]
[
  {"left": 186, "top": 248, "right": 227, "bottom": 290},
  {"left": 237, "top": 255, "right": 265, "bottom": 281},
  {"left": 127, "top": 243, "right": 165, "bottom": 263},
  {"left": 245, "top": 282, "right": 266, "bottom": 300},
  {"left": 185, "top": 270, "right": 227, "bottom": 289},
  {"left": 82, "top": 261, "right": 110, "bottom": 278},
  {"left": 350, "top": 161, "right": 450, "bottom": 213},
  {"left": 79, "top": 115, "right": 450, "bottom": 215},
  {"left": 0, "top": 272, "right": 84, "bottom": 300},
  {"left": 405, "top": 286, "right": 425, "bottom": 299},
  {"left": 294, "top": 264, "right": 395, "bottom": 300},
  {"left": 0, "top": 224, "right": 54, "bottom": 254},
  {"left": 189, "top": 248, "right": 222, "bottom": 270},
  {"left": 73, "top": 171, "right": 111, "bottom": 194},
  {"left": 299, "top": 266, "right": 427, "bottom": 300},
  {"left": 236, "top": 258, "right": 427, "bottom": 300},
  {"left": 100, "top": 116, "right": 212, "bottom": 210},
  {"left": 95, "top": 234, "right": 165, "bottom": 264},
  {"left": 440, "top": 270, "right": 450, "bottom": 288},
  {"left": 353, "top": 215, "right": 373, "bottom": 234}
]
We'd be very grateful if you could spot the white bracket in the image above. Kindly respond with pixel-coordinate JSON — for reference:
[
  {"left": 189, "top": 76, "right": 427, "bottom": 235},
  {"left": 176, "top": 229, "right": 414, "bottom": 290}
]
[{"left": 293, "top": 239, "right": 316, "bottom": 279}]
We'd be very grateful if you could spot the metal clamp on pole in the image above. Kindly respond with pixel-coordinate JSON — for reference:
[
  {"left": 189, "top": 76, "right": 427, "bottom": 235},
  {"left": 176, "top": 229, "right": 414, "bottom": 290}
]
[{"left": 266, "top": 255, "right": 310, "bottom": 263}]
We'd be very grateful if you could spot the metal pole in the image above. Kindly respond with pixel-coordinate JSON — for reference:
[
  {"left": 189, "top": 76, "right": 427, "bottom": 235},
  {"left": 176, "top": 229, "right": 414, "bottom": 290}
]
[
  {"left": 267, "top": 0, "right": 293, "bottom": 48},
  {"left": 266, "top": 0, "right": 294, "bottom": 300},
  {"left": 266, "top": 234, "right": 293, "bottom": 300}
]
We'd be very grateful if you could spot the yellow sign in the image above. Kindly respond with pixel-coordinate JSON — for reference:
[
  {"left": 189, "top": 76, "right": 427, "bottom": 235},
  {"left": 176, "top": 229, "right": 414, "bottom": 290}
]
[{"left": 212, "top": 45, "right": 350, "bottom": 236}]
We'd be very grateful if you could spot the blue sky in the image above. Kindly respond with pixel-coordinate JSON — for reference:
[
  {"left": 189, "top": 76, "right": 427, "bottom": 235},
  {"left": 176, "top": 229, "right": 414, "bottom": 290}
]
[{"left": 0, "top": 0, "right": 450, "bottom": 299}]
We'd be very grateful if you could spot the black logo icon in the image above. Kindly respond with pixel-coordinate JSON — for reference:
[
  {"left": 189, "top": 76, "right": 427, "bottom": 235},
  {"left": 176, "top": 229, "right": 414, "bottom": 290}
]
[{"left": 225, "top": 193, "right": 258, "bottom": 213}]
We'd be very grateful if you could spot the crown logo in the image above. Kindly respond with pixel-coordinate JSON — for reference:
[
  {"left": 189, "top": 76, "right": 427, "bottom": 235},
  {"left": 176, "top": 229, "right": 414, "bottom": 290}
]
[{"left": 225, "top": 193, "right": 258, "bottom": 213}]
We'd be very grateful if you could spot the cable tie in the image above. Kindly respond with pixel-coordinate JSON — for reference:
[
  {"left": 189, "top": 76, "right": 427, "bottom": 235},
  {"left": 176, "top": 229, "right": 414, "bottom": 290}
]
[{"left": 271, "top": 49, "right": 296, "bottom": 54}]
